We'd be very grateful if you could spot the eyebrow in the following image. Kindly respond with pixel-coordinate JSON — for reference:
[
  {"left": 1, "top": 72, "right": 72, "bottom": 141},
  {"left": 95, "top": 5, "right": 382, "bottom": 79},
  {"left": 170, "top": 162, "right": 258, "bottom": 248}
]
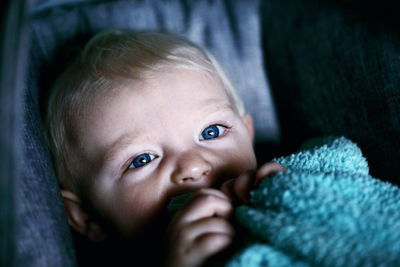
[
  {"left": 199, "top": 101, "right": 233, "bottom": 116},
  {"left": 103, "top": 100, "right": 234, "bottom": 167},
  {"left": 103, "top": 134, "right": 139, "bottom": 168}
]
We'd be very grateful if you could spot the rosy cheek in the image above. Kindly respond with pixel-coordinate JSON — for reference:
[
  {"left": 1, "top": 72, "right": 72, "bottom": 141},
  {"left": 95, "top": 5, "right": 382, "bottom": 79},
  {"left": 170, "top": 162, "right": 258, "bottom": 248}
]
[
  {"left": 113, "top": 200, "right": 159, "bottom": 237},
  {"left": 233, "top": 144, "right": 256, "bottom": 167},
  {"left": 116, "top": 188, "right": 168, "bottom": 234}
]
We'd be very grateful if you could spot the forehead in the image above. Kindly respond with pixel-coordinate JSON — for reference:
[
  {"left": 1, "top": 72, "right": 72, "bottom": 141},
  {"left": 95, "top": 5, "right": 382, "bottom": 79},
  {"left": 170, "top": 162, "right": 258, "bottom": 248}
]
[
  {"left": 73, "top": 68, "right": 233, "bottom": 157},
  {"left": 114, "top": 67, "right": 225, "bottom": 103},
  {"left": 100, "top": 68, "right": 231, "bottom": 124}
]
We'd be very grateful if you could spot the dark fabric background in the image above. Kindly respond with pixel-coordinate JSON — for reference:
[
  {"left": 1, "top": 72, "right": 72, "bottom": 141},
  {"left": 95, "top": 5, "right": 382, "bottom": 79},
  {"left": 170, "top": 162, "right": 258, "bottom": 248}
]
[
  {"left": 263, "top": 0, "right": 400, "bottom": 185},
  {"left": 0, "top": 0, "right": 28, "bottom": 266},
  {"left": 12, "top": 0, "right": 400, "bottom": 266}
]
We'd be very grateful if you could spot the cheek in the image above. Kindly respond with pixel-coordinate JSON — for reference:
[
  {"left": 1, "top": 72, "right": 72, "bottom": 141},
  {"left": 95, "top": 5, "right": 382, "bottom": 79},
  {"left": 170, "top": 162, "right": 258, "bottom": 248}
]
[
  {"left": 95, "top": 181, "right": 168, "bottom": 238},
  {"left": 229, "top": 131, "right": 257, "bottom": 168},
  {"left": 213, "top": 137, "right": 257, "bottom": 180},
  {"left": 230, "top": 144, "right": 257, "bottom": 170}
]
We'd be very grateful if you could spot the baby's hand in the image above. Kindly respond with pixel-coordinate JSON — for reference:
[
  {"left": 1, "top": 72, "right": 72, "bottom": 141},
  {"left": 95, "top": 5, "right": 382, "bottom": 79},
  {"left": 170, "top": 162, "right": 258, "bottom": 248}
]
[
  {"left": 221, "top": 162, "right": 286, "bottom": 203},
  {"left": 164, "top": 189, "right": 234, "bottom": 267}
]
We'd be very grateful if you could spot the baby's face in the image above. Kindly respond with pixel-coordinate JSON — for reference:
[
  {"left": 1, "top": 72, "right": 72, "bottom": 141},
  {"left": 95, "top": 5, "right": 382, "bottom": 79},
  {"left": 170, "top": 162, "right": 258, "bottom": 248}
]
[{"left": 72, "top": 68, "right": 256, "bottom": 238}]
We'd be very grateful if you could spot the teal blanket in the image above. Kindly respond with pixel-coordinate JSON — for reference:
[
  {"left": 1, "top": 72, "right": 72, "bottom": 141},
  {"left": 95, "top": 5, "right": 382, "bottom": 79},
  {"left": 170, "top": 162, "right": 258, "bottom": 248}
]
[{"left": 169, "top": 137, "right": 400, "bottom": 266}]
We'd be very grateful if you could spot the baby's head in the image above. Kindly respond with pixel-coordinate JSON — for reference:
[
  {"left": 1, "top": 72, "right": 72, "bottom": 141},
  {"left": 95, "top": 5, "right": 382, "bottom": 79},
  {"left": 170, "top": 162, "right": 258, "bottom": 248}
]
[{"left": 46, "top": 30, "right": 257, "bottom": 241}]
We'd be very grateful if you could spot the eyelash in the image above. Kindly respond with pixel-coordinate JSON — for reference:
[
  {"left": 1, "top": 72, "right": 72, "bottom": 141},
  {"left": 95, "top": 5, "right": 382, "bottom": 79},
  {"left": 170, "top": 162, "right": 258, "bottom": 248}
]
[
  {"left": 125, "top": 123, "right": 232, "bottom": 171},
  {"left": 127, "top": 153, "right": 158, "bottom": 170},
  {"left": 199, "top": 124, "right": 231, "bottom": 141}
]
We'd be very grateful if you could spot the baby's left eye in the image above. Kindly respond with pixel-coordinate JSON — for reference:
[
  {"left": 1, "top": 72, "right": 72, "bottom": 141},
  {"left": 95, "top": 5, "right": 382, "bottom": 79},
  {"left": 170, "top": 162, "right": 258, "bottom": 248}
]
[
  {"left": 128, "top": 153, "right": 157, "bottom": 169},
  {"left": 199, "top": 125, "right": 227, "bottom": 140}
]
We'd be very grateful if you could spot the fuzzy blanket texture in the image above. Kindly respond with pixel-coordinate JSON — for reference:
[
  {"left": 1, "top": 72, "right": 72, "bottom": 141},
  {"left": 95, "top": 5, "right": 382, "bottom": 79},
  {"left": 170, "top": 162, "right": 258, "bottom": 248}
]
[{"left": 168, "top": 137, "right": 400, "bottom": 266}]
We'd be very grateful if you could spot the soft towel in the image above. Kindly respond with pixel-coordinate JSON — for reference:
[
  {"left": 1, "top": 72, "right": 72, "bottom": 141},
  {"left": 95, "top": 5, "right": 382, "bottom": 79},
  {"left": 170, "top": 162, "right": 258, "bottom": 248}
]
[{"left": 168, "top": 137, "right": 400, "bottom": 266}]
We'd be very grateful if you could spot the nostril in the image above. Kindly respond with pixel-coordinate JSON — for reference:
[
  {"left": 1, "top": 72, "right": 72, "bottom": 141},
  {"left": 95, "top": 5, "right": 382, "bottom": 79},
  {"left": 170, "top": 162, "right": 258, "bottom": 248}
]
[
  {"left": 172, "top": 158, "right": 212, "bottom": 185},
  {"left": 171, "top": 163, "right": 212, "bottom": 185},
  {"left": 180, "top": 171, "right": 210, "bottom": 184},
  {"left": 180, "top": 175, "right": 204, "bottom": 184}
]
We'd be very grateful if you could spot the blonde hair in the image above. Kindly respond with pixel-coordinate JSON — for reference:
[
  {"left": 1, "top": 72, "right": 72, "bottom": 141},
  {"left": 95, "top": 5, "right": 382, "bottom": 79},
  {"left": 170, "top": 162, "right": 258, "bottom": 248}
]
[{"left": 46, "top": 30, "right": 245, "bottom": 192}]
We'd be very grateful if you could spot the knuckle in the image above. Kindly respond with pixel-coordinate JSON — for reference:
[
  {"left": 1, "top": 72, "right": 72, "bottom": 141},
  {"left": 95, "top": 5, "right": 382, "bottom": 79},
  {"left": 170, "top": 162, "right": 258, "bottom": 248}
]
[
  {"left": 196, "top": 233, "right": 233, "bottom": 253},
  {"left": 202, "top": 217, "right": 234, "bottom": 235},
  {"left": 196, "top": 193, "right": 219, "bottom": 205},
  {"left": 198, "top": 188, "right": 228, "bottom": 199}
]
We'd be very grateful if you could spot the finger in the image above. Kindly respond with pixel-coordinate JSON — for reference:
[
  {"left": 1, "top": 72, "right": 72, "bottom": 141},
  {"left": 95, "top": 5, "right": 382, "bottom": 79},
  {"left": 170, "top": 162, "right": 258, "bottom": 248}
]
[
  {"left": 255, "top": 162, "right": 286, "bottom": 186},
  {"left": 177, "top": 217, "right": 234, "bottom": 244},
  {"left": 220, "top": 178, "right": 235, "bottom": 201},
  {"left": 189, "top": 233, "right": 233, "bottom": 265},
  {"left": 165, "top": 217, "right": 234, "bottom": 267},
  {"left": 233, "top": 170, "right": 255, "bottom": 203},
  {"left": 173, "top": 189, "right": 233, "bottom": 226}
]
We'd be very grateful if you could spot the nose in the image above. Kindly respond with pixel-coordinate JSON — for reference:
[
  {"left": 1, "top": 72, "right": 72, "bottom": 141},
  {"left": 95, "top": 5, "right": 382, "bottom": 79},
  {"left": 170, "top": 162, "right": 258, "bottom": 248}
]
[{"left": 171, "top": 151, "right": 212, "bottom": 186}]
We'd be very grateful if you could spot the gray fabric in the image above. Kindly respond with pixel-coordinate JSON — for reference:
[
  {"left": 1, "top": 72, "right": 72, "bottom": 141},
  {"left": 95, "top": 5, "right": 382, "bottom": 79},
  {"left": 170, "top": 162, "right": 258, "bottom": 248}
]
[
  {"left": 0, "top": 0, "right": 29, "bottom": 265},
  {"left": 16, "top": 38, "right": 77, "bottom": 266}
]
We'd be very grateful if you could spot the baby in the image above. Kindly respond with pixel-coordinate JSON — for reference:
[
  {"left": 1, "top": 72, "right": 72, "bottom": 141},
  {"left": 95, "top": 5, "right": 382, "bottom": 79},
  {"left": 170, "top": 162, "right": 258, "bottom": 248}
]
[{"left": 46, "top": 30, "right": 285, "bottom": 267}]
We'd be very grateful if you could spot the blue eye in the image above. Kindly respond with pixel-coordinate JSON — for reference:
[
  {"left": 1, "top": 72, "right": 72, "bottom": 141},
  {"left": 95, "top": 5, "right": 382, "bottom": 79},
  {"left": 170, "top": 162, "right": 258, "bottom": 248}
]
[
  {"left": 128, "top": 153, "right": 156, "bottom": 169},
  {"left": 200, "top": 125, "right": 226, "bottom": 140}
]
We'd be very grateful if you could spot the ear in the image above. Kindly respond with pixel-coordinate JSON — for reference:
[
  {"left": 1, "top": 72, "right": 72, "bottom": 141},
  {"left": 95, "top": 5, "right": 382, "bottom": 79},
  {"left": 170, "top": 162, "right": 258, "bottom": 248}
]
[
  {"left": 242, "top": 114, "right": 254, "bottom": 141},
  {"left": 61, "top": 189, "right": 108, "bottom": 242}
]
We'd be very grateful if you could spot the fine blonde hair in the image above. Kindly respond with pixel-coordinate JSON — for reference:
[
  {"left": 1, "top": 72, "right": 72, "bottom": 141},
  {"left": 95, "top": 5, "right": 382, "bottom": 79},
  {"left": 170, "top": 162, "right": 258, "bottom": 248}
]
[{"left": 46, "top": 29, "right": 245, "bottom": 192}]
